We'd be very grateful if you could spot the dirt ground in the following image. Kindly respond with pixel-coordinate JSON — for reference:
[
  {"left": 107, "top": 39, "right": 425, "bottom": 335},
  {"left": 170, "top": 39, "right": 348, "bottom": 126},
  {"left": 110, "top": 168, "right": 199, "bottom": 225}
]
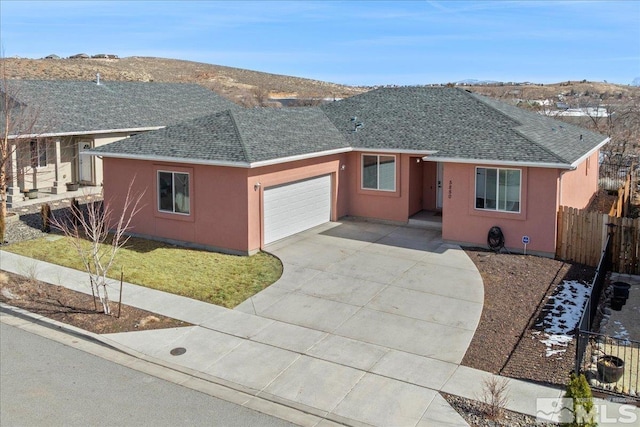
[
  {"left": 462, "top": 248, "right": 595, "bottom": 386},
  {"left": 0, "top": 271, "right": 190, "bottom": 334}
]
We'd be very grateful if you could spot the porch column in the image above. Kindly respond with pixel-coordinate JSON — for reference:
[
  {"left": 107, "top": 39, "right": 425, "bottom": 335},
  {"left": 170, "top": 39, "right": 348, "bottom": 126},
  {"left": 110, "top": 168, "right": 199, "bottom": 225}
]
[
  {"left": 5, "top": 142, "right": 22, "bottom": 207},
  {"left": 51, "top": 138, "right": 63, "bottom": 194}
]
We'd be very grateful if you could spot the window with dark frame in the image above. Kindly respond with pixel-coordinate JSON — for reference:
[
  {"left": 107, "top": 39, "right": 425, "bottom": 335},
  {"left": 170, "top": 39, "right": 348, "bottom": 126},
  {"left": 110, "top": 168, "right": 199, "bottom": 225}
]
[{"left": 158, "top": 171, "right": 190, "bottom": 214}]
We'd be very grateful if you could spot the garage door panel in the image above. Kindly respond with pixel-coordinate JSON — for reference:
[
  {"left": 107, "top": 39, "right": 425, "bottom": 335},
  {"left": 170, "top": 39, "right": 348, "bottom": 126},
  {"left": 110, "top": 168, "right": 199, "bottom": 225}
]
[{"left": 264, "top": 175, "right": 331, "bottom": 244}]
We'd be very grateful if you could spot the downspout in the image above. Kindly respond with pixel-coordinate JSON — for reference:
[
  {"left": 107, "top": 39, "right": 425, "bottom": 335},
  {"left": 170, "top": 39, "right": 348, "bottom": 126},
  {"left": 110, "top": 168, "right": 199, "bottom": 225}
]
[
  {"left": 557, "top": 164, "right": 578, "bottom": 208},
  {"left": 556, "top": 169, "right": 569, "bottom": 258},
  {"left": 558, "top": 170, "right": 567, "bottom": 208}
]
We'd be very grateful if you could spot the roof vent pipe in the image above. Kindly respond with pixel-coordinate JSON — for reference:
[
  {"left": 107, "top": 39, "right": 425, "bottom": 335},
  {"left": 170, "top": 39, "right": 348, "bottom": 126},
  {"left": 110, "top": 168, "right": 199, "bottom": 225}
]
[
  {"left": 96, "top": 73, "right": 101, "bottom": 85},
  {"left": 351, "top": 116, "right": 363, "bottom": 132}
]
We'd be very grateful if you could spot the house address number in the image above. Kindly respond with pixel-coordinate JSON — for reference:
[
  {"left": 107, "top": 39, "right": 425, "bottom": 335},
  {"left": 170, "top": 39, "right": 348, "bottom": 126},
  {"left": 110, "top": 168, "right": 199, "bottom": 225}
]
[{"left": 448, "top": 180, "right": 452, "bottom": 199}]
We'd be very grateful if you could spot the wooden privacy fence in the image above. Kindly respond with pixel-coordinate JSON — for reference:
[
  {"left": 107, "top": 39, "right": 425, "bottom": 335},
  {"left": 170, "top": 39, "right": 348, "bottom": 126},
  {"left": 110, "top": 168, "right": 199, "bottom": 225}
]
[
  {"left": 609, "top": 169, "right": 635, "bottom": 218},
  {"left": 557, "top": 206, "right": 640, "bottom": 274}
]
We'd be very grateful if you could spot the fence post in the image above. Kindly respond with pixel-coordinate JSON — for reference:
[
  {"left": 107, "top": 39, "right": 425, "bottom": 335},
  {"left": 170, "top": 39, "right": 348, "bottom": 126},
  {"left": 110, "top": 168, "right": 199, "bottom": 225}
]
[{"left": 575, "top": 326, "right": 581, "bottom": 375}]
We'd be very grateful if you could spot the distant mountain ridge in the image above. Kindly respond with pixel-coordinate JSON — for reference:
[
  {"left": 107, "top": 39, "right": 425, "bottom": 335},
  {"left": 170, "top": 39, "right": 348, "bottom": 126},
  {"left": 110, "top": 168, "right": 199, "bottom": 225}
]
[{"left": 455, "top": 79, "right": 501, "bottom": 85}]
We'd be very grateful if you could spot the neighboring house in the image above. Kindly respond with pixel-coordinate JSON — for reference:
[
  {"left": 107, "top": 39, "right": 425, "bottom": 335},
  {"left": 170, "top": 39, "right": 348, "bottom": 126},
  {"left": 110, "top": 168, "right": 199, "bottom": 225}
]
[
  {"left": 1, "top": 79, "right": 238, "bottom": 206},
  {"left": 90, "top": 86, "right": 608, "bottom": 257}
]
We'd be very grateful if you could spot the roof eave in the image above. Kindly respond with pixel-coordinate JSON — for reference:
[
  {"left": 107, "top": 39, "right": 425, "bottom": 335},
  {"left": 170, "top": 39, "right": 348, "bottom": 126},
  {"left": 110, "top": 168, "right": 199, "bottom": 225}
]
[
  {"left": 248, "top": 147, "right": 353, "bottom": 168},
  {"left": 425, "top": 156, "right": 576, "bottom": 170},
  {"left": 9, "top": 126, "right": 165, "bottom": 140},
  {"left": 87, "top": 151, "right": 252, "bottom": 168},
  {"left": 87, "top": 146, "right": 353, "bottom": 169},
  {"left": 570, "top": 137, "right": 610, "bottom": 168},
  {"left": 351, "top": 147, "right": 439, "bottom": 156}
]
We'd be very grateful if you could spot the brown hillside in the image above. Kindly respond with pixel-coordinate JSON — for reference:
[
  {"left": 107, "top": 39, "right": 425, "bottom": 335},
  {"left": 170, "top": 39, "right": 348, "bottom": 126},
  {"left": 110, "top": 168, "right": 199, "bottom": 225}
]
[
  {"left": 1, "top": 56, "right": 367, "bottom": 106},
  {"left": 469, "top": 80, "right": 639, "bottom": 101}
]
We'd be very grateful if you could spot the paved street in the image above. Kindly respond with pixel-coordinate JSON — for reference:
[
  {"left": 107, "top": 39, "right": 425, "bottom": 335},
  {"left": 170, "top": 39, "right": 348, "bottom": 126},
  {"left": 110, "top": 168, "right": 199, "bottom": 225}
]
[{"left": 0, "top": 322, "right": 295, "bottom": 427}]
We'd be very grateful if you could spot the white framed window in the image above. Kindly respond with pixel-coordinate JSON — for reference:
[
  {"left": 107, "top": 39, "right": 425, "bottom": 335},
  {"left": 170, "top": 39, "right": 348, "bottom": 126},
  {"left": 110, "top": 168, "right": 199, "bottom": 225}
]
[
  {"left": 30, "top": 139, "right": 47, "bottom": 168},
  {"left": 361, "top": 154, "right": 396, "bottom": 191},
  {"left": 158, "top": 171, "right": 190, "bottom": 214},
  {"left": 475, "top": 167, "right": 521, "bottom": 213}
]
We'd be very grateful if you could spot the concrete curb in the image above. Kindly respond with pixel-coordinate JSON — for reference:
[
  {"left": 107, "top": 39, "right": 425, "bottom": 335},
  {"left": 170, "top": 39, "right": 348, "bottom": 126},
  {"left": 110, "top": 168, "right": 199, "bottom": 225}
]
[{"left": 0, "top": 303, "right": 348, "bottom": 427}]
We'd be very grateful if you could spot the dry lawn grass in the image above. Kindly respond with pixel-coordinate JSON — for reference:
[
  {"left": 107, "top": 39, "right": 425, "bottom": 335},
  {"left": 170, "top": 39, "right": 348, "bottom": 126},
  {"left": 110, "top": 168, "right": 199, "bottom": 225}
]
[{"left": 3, "top": 235, "right": 282, "bottom": 308}]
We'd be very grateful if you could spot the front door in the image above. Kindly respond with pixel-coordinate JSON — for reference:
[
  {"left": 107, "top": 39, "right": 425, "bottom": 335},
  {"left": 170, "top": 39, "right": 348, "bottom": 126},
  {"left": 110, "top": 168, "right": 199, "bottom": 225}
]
[
  {"left": 78, "top": 141, "right": 93, "bottom": 183},
  {"left": 436, "top": 162, "right": 443, "bottom": 209}
]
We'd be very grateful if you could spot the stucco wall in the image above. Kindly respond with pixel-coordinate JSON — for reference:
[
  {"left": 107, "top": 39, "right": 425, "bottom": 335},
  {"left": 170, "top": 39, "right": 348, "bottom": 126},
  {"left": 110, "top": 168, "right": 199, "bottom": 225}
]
[
  {"left": 91, "top": 134, "right": 131, "bottom": 186},
  {"left": 442, "top": 163, "right": 560, "bottom": 255},
  {"left": 102, "top": 150, "right": 598, "bottom": 256},
  {"left": 102, "top": 158, "right": 251, "bottom": 254},
  {"left": 347, "top": 152, "right": 418, "bottom": 222},
  {"left": 559, "top": 151, "right": 599, "bottom": 209},
  {"left": 104, "top": 154, "right": 350, "bottom": 255}
]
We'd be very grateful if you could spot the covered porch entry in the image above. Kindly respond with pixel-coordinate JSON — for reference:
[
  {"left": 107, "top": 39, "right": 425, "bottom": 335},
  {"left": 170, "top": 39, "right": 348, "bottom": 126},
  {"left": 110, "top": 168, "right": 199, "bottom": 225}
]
[
  {"left": 3, "top": 136, "right": 96, "bottom": 208},
  {"left": 408, "top": 157, "right": 443, "bottom": 229}
]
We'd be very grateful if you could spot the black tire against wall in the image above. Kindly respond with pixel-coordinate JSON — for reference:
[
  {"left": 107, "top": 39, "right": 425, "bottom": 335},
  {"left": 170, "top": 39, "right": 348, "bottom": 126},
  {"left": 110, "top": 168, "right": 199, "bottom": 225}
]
[{"left": 488, "top": 226, "right": 504, "bottom": 252}]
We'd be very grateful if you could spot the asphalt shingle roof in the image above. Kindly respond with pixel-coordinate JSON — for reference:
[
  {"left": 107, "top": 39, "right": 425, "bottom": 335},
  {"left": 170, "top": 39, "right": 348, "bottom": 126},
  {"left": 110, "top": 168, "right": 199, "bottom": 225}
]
[
  {"left": 2, "top": 79, "right": 239, "bottom": 135},
  {"left": 6, "top": 81, "right": 607, "bottom": 167},
  {"left": 90, "top": 108, "right": 350, "bottom": 164},
  {"left": 321, "top": 86, "right": 607, "bottom": 165},
  {"left": 470, "top": 93, "right": 606, "bottom": 164}
]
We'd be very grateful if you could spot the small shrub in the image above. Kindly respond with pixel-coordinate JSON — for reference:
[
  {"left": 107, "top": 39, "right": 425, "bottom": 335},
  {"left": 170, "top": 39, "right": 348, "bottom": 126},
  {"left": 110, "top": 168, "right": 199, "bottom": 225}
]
[
  {"left": 481, "top": 375, "right": 510, "bottom": 420},
  {"left": 564, "top": 373, "right": 597, "bottom": 427},
  {"left": 19, "top": 260, "right": 38, "bottom": 282}
]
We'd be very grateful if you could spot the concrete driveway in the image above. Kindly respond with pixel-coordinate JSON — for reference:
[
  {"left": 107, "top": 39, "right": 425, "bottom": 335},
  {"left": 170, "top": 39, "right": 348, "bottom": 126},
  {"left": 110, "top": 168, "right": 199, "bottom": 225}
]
[
  {"left": 236, "top": 219, "right": 484, "bottom": 365},
  {"left": 34, "top": 218, "right": 484, "bottom": 426}
]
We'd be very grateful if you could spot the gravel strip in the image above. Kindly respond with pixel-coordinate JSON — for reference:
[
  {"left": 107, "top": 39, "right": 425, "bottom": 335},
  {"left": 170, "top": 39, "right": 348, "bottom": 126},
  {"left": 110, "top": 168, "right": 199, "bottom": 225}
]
[
  {"left": 3, "top": 195, "right": 102, "bottom": 245},
  {"left": 442, "top": 393, "right": 558, "bottom": 427}
]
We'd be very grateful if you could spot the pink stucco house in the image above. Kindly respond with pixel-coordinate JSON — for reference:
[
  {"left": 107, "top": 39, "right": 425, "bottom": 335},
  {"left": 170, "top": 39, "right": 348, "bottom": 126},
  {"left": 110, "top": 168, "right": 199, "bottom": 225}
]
[{"left": 90, "top": 87, "right": 608, "bottom": 257}]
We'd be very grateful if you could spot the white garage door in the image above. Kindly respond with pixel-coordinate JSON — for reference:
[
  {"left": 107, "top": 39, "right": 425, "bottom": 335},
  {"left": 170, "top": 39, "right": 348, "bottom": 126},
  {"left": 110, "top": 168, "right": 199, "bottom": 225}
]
[{"left": 264, "top": 175, "right": 331, "bottom": 244}]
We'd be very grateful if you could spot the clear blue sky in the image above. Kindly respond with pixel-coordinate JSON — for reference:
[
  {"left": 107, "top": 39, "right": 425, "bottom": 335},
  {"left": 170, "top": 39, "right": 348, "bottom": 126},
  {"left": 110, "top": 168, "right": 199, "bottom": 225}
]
[{"left": 1, "top": 1, "right": 639, "bottom": 86}]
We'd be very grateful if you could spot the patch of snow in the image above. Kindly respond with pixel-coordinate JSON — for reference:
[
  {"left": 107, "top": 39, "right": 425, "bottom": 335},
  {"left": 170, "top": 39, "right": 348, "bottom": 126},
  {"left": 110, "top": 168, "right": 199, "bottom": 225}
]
[
  {"left": 536, "top": 280, "right": 592, "bottom": 357},
  {"left": 611, "top": 320, "right": 631, "bottom": 345}
]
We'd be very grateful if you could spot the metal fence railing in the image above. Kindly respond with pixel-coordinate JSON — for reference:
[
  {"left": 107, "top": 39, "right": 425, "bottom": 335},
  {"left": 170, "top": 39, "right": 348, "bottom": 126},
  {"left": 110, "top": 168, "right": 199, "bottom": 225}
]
[
  {"left": 575, "top": 331, "right": 640, "bottom": 397},
  {"left": 599, "top": 156, "right": 637, "bottom": 191},
  {"left": 574, "top": 230, "right": 640, "bottom": 399}
]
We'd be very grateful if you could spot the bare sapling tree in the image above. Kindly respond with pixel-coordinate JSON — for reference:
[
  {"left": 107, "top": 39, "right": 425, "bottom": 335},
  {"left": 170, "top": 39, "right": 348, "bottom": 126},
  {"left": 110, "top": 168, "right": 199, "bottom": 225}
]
[
  {"left": 50, "top": 181, "right": 145, "bottom": 314},
  {"left": 1, "top": 61, "right": 40, "bottom": 243},
  {"left": 480, "top": 375, "right": 510, "bottom": 420}
]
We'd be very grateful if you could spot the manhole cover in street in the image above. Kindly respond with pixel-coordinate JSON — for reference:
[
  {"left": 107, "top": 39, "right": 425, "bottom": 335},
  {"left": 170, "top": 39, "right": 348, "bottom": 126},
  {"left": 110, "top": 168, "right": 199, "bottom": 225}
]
[{"left": 170, "top": 347, "right": 186, "bottom": 356}]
